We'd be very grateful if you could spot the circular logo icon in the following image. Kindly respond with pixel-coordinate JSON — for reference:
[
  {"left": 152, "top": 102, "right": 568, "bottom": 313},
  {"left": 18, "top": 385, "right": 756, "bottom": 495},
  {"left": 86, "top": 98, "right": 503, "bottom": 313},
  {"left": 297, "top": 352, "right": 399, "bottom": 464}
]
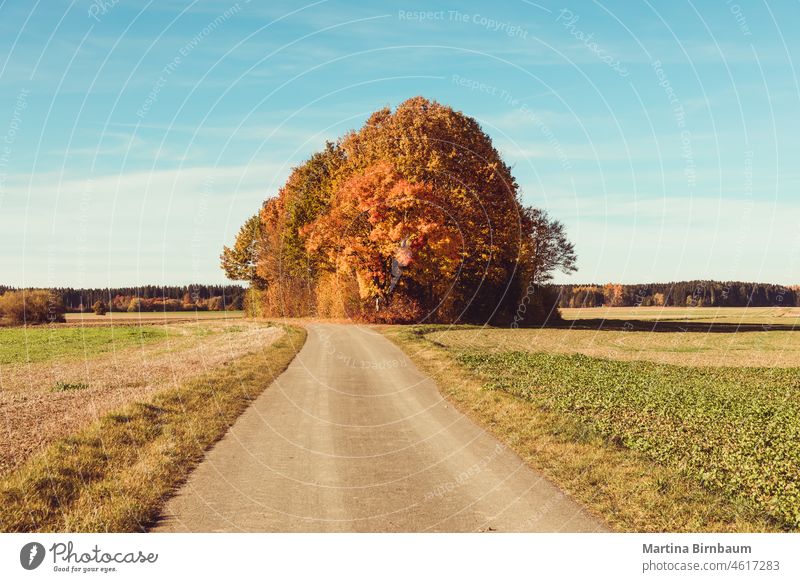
[{"left": 20, "top": 542, "right": 46, "bottom": 570}]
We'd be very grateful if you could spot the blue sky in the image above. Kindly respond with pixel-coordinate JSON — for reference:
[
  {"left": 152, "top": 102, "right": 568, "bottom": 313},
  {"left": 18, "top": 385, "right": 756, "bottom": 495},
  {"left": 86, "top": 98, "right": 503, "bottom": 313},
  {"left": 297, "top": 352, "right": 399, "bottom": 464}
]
[{"left": 1, "top": 0, "right": 798, "bottom": 287}]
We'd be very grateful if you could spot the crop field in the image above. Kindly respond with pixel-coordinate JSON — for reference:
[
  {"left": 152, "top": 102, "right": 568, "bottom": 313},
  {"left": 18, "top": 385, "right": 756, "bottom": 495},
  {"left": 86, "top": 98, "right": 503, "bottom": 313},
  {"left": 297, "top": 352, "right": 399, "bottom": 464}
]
[
  {"left": 0, "top": 321, "right": 304, "bottom": 532},
  {"left": 0, "top": 325, "right": 168, "bottom": 365},
  {"left": 561, "top": 306, "right": 800, "bottom": 327},
  {"left": 385, "top": 308, "right": 800, "bottom": 531},
  {"left": 0, "top": 319, "right": 282, "bottom": 476},
  {"left": 425, "top": 323, "right": 800, "bottom": 368},
  {"left": 455, "top": 350, "right": 800, "bottom": 528}
]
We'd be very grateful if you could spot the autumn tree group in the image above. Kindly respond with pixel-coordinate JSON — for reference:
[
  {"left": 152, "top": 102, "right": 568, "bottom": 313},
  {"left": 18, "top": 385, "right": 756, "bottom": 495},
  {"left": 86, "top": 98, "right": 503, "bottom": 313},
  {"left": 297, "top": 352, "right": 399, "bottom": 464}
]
[
  {"left": 221, "top": 97, "right": 576, "bottom": 325},
  {"left": 0, "top": 289, "right": 66, "bottom": 325}
]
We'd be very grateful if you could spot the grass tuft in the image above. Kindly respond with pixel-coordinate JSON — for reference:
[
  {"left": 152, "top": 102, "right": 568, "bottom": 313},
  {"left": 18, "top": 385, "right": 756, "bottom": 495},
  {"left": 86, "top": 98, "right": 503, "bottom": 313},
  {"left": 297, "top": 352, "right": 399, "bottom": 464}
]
[{"left": 51, "top": 381, "right": 89, "bottom": 392}]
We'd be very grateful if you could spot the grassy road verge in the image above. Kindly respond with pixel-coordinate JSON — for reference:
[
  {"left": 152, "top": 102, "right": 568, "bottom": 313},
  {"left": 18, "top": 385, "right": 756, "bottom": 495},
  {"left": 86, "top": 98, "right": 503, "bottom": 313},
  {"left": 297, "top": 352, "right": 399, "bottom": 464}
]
[
  {"left": 383, "top": 325, "right": 783, "bottom": 532},
  {"left": 0, "top": 324, "right": 305, "bottom": 532}
]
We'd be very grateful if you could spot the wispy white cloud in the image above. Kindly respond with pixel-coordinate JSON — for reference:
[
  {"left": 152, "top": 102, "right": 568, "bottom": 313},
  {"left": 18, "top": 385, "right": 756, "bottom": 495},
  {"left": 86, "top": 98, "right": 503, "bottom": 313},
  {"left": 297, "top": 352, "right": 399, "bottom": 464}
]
[
  {"left": 0, "top": 163, "right": 286, "bottom": 286},
  {"left": 551, "top": 196, "right": 800, "bottom": 285}
]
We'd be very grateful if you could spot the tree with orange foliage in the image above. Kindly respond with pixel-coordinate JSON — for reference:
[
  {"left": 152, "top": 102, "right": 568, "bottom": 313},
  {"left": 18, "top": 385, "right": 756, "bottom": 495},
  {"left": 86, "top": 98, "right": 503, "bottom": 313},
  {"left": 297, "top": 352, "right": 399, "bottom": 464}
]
[
  {"left": 303, "top": 162, "right": 460, "bottom": 306},
  {"left": 222, "top": 96, "right": 578, "bottom": 324},
  {"left": 603, "top": 283, "right": 625, "bottom": 307},
  {"left": 338, "top": 97, "right": 525, "bottom": 321}
]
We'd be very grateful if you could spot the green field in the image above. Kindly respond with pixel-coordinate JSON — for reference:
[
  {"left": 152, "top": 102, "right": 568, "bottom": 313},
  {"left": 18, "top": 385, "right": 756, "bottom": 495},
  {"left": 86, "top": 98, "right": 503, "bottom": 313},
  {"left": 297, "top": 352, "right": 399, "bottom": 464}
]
[
  {"left": 0, "top": 326, "right": 169, "bottom": 365},
  {"left": 387, "top": 309, "right": 800, "bottom": 531},
  {"left": 0, "top": 311, "right": 245, "bottom": 365},
  {"left": 456, "top": 349, "right": 800, "bottom": 529}
]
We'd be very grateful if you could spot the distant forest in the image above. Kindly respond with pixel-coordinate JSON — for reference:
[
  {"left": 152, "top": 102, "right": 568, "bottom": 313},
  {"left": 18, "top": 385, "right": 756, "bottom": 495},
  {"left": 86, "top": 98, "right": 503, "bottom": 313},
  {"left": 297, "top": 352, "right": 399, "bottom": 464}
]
[
  {"left": 2, "top": 281, "right": 796, "bottom": 316},
  {"left": 555, "top": 281, "right": 799, "bottom": 308},
  {"left": 0, "top": 284, "right": 245, "bottom": 312}
]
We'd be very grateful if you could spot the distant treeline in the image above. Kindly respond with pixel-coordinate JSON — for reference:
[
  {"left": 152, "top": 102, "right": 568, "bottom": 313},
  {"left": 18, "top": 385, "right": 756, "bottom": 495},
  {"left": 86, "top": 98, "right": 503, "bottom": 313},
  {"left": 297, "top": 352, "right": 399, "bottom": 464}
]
[
  {"left": 0, "top": 284, "right": 245, "bottom": 312},
  {"left": 555, "top": 281, "right": 800, "bottom": 308},
  {"left": 4, "top": 281, "right": 796, "bottom": 315}
]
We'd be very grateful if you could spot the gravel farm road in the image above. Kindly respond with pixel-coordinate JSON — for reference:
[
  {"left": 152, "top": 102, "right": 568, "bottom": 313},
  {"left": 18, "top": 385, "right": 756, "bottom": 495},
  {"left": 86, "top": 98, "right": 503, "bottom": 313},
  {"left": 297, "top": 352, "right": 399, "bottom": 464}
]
[{"left": 154, "top": 323, "right": 605, "bottom": 532}]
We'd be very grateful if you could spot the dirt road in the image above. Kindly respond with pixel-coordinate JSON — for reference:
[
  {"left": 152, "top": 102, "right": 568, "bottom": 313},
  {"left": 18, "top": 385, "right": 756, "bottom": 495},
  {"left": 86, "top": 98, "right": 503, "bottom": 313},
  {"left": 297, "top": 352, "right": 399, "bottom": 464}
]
[{"left": 154, "top": 324, "right": 604, "bottom": 532}]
